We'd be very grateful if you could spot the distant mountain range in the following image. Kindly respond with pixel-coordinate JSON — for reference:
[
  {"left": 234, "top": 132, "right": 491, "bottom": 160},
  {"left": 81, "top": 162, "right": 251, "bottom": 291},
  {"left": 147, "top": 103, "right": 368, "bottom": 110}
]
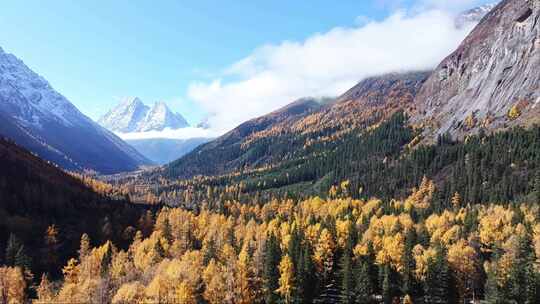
[
  {"left": 98, "top": 98, "right": 213, "bottom": 165},
  {"left": 98, "top": 97, "right": 189, "bottom": 133},
  {"left": 0, "top": 47, "right": 150, "bottom": 174}
]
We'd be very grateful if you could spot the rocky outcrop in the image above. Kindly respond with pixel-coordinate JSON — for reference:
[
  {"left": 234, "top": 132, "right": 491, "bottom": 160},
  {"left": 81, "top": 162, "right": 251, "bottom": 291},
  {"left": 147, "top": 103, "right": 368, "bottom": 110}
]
[{"left": 413, "top": 0, "right": 540, "bottom": 138}]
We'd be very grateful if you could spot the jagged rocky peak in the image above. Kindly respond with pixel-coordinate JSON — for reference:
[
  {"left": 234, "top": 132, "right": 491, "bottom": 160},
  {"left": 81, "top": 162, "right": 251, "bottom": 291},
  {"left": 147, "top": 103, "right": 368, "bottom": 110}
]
[
  {"left": 413, "top": 0, "right": 540, "bottom": 139},
  {"left": 455, "top": 3, "right": 498, "bottom": 27},
  {"left": 98, "top": 98, "right": 189, "bottom": 133},
  {"left": 98, "top": 97, "right": 150, "bottom": 133},
  {"left": 137, "top": 101, "right": 189, "bottom": 132}
]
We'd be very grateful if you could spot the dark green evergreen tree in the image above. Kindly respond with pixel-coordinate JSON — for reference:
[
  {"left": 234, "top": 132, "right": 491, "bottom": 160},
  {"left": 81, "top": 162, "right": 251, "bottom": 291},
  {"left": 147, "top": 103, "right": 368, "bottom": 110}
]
[
  {"left": 507, "top": 234, "right": 538, "bottom": 304},
  {"left": 14, "top": 244, "right": 32, "bottom": 272},
  {"left": 402, "top": 228, "right": 419, "bottom": 298},
  {"left": 424, "top": 245, "right": 457, "bottom": 304},
  {"left": 203, "top": 237, "right": 217, "bottom": 264},
  {"left": 264, "top": 233, "right": 282, "bottom": 304},
  {"left": 353, "top": 259, "right": 373, "bottom": 304},
  {"left": 296, "top": 243, "right": 317, "bottom": 303},
  {"left": 381, "top": 265, "right": 393, "bottom": 304},
  {"left": 365, "top": 242, "right": 379, "bottom": 294},
  {"left": 484, "top": 248, "right": 505, "bottom": 304},
  {"left": 152, "top": 239, "right": 165, "bottom": 264},
  {"left": 339, "top": 243, "right": 354, "bottom": 303},
  {"left": 5, "top": 233, "right": 22, "bottom": 266},
  {"left": 534, "top": 170, "right": 540, "bottom": 203},
  {"left": 161, "top": 216, "right": 173, "bottom": 244}
]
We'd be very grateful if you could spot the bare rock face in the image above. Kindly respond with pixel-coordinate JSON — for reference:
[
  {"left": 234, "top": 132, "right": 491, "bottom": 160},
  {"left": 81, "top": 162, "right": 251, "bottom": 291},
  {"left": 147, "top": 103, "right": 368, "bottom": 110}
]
[{"left": 413, "top": 0, "right": 540, "bottom": 138}]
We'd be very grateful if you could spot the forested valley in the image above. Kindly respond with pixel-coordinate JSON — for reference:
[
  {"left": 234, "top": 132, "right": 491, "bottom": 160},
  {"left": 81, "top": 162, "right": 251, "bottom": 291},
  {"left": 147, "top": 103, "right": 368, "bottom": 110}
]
[
  {"left": 2, "top": 0, "right": 540, "bottom": 302},
  {"left": 122, "top": 112, "right": 540, "bottom": 210},
  {"left": 4, "top": 178, "right": 540, "bottom": 303}
]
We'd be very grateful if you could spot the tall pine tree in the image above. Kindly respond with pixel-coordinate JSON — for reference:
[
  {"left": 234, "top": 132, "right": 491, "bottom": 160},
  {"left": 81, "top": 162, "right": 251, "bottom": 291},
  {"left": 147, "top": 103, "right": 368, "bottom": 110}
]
[
  {"left": 424, "top": 245, "right": 457, "bottom": 304},
  {"left": 353, "top": 259, "right": 373, "bottom": 304},
  {"left": 264, "top": 233, "right": 282, "bottom": 304}
]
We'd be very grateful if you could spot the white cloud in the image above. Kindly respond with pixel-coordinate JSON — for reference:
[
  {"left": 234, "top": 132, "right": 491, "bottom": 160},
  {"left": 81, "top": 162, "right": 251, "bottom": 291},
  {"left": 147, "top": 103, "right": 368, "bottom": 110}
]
[
  {"left": 116, "top": 127, "right": 220, "bottom": 140},
  {"left": 188, "top": 8, "right": 480, "bottom": 133},
  {"left": 378, "top": 0, "right": 494, "bottom": 12}
]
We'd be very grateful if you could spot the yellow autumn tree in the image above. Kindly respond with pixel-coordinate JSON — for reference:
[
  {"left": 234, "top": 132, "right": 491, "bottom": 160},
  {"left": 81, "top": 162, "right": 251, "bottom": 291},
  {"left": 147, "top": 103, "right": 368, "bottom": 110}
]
[
  {"left": 508, "top": 104, "right": 521, "bottom": 120},
  {"left": 62, "top": 258, "right": 80, "bottom": 284},
  {"left": 110, "top": 250, "right": 133, "bottom": 282},
  {"left": 447, "top": 239, "right": 479, "bottom": 302},
  {"left": 376, "top": 232, "right": 405, "bottom": 271},
  {"left": 336, "top": 219, "right": 352, "bottom": 248},
  {"left": 276, "top": 254, "right": 295, "bottom": 304},
  {"left": 203, "top": 259, "right": 227, "bottom": 304},
  {"left": 0, "top": 266, "right": 26, "bottom": 304},
  {"left": 412, "top": 245, "right": 437, "bottom": 280},
  {"left": 36, "top": 273, "right": 54, "bottom": 303},
  {"left": 44, "top": 225, "right": 60, "bottom": 269},
  {"left": 175, "top": 281, "right": 197, "bottom": 304},
  {"left": 451, "top": 192, "right": 461, "bottom": 209},
  {"left": 314, "top": 228, "right": 335, "bottom": 277},
  {"left": 478, "top": 205, "right": 515, "bottom": 250},
  {"left": 403, "top": 294, "right": 414, "bottom": 304},
  {"left": 79, "top": 233, "right": 91, "bottom": 260},
  {"left": 236, "top": 246, "right": 255, "bottom": 304},
  {"left": 112, "top": 281, "right": 145, "bottom": 304},
  {"left": 404, "top": 176, "right": 435, "bottom": 210}
]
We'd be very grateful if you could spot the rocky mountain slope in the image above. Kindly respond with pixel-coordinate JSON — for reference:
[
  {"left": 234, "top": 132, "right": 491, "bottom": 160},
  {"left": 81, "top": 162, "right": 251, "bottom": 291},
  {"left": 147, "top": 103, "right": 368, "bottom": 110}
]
[
  {"left": 0, "top": 47, "right": 150, "bottom": 173},
  {"left": 413, "top": 0, "right": 540, "bottom": 139},
  {"left": 98, "top": 98, "right": 189, "bottom": 132}
]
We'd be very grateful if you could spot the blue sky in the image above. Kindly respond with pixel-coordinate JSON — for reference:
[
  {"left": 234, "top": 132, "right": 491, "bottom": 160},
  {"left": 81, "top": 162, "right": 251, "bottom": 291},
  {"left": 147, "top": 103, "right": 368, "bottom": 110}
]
[{"left": 0, "top": 0, "right": 493, "bottom": 131}]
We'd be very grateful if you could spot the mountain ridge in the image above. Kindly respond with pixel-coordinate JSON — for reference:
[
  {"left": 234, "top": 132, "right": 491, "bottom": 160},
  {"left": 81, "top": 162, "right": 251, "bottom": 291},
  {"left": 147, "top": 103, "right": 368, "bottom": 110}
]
[
  {"left": 0, "top": 47, "right": 150, "bottom": 174},
  {"left": 166, "top": 71, "right": 430, "bottom": 178}
]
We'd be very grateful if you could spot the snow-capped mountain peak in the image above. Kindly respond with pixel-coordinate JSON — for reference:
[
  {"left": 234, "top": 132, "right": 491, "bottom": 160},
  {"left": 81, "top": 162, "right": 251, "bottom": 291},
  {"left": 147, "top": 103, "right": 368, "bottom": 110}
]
[
  {"left": 0, "top": 46, "right": 150, "bottom": 173},
  {"left": 98, "top": 97, "right": 149, "bottom": 133},
  {"left": 99, "top": 98, "right": 189, "bottom": 132},
  {"left": 455, "top": 3, "right": 497, "bottom": 28},
  {"left": 137, "top": 101, "right": 189, "bottom": 132},
  {"left": 0, "top": 46, "right": 84, "bottom": 128}
]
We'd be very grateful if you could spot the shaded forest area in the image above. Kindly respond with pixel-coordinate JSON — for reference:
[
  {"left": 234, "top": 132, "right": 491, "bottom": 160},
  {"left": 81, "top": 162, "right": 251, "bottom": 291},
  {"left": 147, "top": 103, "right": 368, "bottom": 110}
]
[{"left": 0, "top": 137, "right": 151, "bottom": 281}]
